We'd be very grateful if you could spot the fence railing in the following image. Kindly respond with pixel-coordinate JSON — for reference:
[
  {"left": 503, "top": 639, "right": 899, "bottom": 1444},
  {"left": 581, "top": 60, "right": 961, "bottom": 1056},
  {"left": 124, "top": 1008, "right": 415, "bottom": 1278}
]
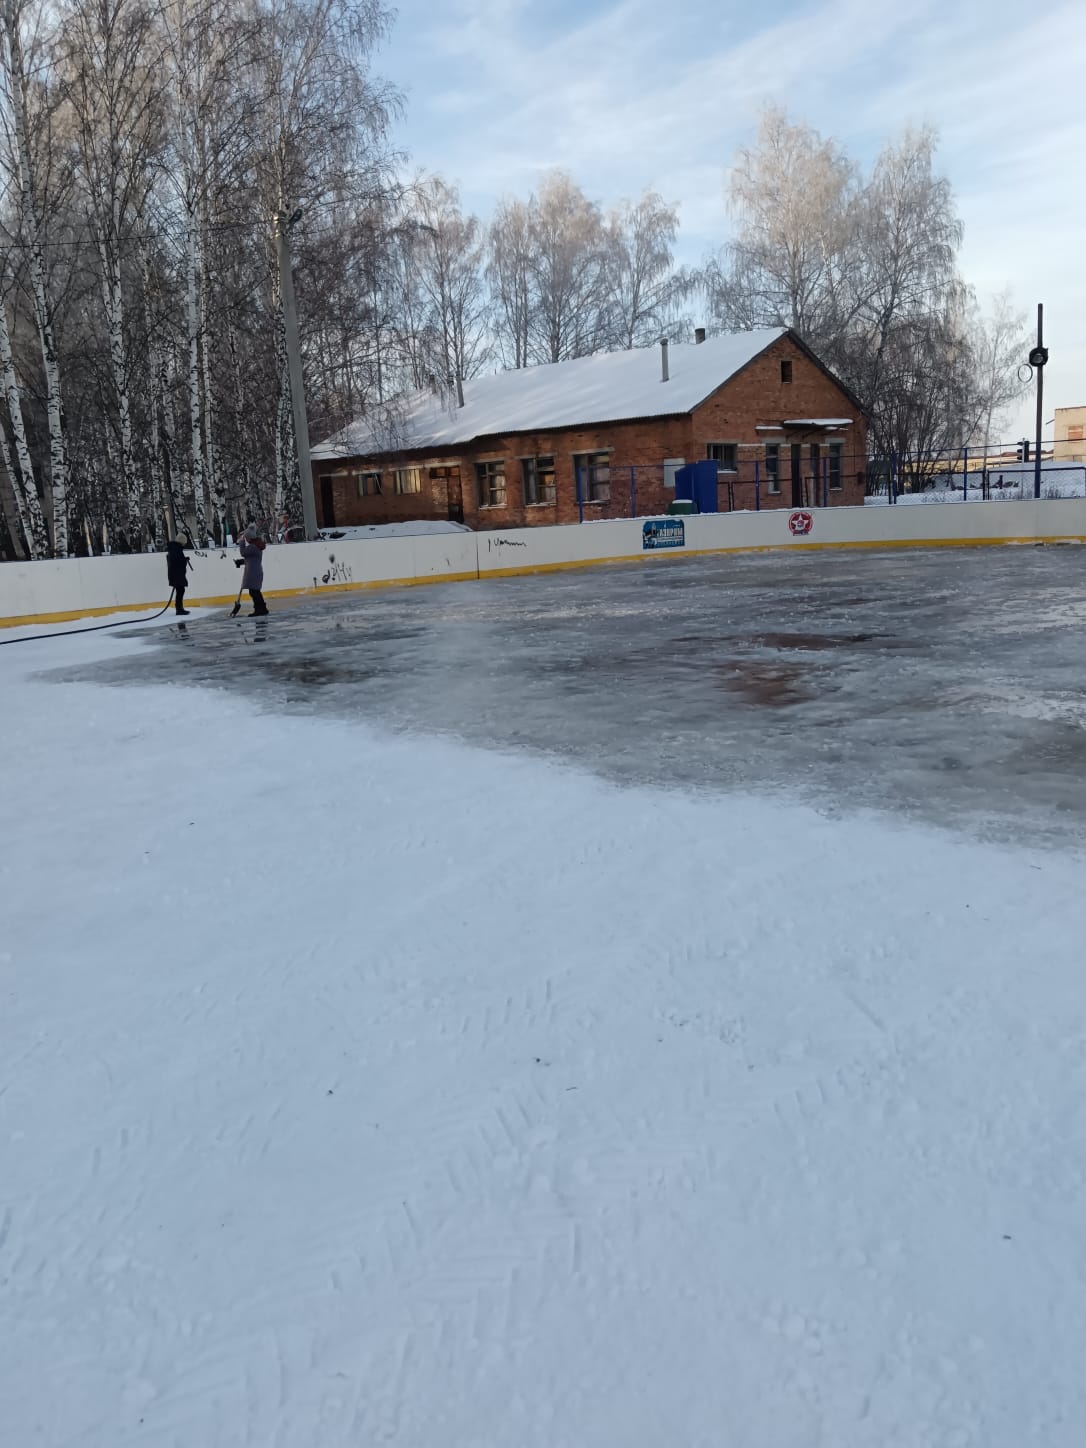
[
  {"left": 588, "top": 452, "right": 1086, "bottom": 520},
  {"left": 868, "top": 444, "right": 1086, "bottom": 504},
  {"left": 868, "top": 470, "right": 1086, "bottom": 504},
  {"left": 573, "top": 452, "right": 869, "bottom": 521}
]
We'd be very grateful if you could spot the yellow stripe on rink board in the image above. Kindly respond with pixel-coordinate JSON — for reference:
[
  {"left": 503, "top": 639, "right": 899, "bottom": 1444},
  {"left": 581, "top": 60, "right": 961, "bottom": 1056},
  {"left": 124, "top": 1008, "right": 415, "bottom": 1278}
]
[
  {"left": 2, "top": 538, "right": 1084, "bottom": 628},
  {"left": 476, "top": 533, "right": 1086, "bottom": 578},
  {"left": 0, "top": 572, "right": 482, "bottom": 628}
]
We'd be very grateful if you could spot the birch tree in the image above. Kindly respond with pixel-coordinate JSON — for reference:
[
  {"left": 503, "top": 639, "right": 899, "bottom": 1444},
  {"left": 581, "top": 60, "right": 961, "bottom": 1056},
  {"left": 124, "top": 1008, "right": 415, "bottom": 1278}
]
[
  {"left": 409, "top": 177, "right": 489, "bottom": 383},
  {"left": 60, "top": 0, "right": 165, "bottom": 543},
  {"left": 158, "top": 0, "right": 248, "bottom": 540},
  {"left": 526, "top": 172, "right": 611, "bottom": 364},
  {"left": 709, "top": 108, "right": 996, "bottom": 464},
  {"left": 605, "top": 191, "right": 682, "bottom": 349},
  {"left": 0, "top": 0, "right": 405, "bottom": 558},
  {"left": 971, "top": 289, "right": 1029, "bottom": 464},
  {"left": 723, "top": 106, "right": 859, "bottom": 339},
  {"left": 488, "top": 197, "right": 533, "bottom": 369},
  {"left": 843, "top": 126, "right": 963, "bottom": 456},
  {"left": 0, "top": 0, "right": 72, "bottom": 554},
  {"left": 0, "top": 262, "right": 45, "bottom": 555}
]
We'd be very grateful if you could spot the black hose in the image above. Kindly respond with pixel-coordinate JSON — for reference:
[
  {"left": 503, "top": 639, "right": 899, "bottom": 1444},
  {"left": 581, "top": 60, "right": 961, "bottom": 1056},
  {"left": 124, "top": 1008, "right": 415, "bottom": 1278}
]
[{"left": 0, "top": 590, "right": 177, "bottom": 646}]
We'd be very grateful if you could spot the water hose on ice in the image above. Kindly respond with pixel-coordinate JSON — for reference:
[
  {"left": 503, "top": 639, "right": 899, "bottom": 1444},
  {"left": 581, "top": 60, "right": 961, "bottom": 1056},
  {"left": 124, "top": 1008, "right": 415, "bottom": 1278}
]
[{"left": 0, "top": 591, "right": 176, "bottom": 646}]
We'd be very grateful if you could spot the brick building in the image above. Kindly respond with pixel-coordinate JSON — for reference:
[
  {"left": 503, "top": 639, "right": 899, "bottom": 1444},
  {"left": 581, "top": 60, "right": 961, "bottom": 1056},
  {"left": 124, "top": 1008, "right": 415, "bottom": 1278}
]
[
  {"left": 1054, "top": 406, "right": 1086, "bottom": 464},
  {"left": 310, "top": 328, "right": 868, "bottom": 530}
]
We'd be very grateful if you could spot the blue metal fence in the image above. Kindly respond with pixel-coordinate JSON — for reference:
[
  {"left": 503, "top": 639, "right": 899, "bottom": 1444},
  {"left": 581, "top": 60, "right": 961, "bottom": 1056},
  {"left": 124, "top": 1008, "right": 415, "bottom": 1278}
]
[
  {"left": 571, "top": 452, "right": 868, "bottom": 521},
  {"left": 569, "top": 447, "right": 1086, "bottom": 523},
  {"left": 868, "top": 455, "right": 1086, "bottom": 505}
]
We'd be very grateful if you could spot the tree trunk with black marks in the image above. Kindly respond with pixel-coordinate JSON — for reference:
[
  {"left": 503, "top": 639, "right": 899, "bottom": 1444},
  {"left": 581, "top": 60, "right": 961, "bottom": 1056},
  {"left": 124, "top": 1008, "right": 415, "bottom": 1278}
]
[
  {"left": 1, "top": 0, "right": 70, "bottom": 555},
  {"left": 0, "top": 290, "right": 46, "bottom": 557}
]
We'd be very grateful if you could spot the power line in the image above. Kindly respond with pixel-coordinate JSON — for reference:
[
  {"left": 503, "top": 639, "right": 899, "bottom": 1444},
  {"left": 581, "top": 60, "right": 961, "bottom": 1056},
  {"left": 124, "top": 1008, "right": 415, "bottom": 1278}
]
[
  {"left": 0, "top": 195, "right": 393, "bottom": 259},
  {"left": 0, "top": 215, "right": 264, "bottom": 253}
]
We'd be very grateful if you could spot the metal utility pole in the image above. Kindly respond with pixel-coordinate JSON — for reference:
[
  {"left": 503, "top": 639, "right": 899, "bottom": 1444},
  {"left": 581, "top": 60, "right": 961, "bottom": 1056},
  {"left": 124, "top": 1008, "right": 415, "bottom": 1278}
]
[
  {"left": 1029, "top": 304, "right": 1048, "bottom": 500},
  {"left": 275, "top": 208, "right": 319, "bottom": 540},
  {"left": 164, "top": 482, "right": 178, "bottom": 543}
]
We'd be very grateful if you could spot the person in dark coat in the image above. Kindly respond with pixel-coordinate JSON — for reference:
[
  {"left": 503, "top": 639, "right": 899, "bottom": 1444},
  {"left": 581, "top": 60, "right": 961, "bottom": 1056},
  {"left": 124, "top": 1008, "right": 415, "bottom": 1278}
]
[
  {"left": 165, "top": 537, "right": 192, "bottom": 615},
  {"left": 238, "top": 524, "right": 268, "bottom": 615}
]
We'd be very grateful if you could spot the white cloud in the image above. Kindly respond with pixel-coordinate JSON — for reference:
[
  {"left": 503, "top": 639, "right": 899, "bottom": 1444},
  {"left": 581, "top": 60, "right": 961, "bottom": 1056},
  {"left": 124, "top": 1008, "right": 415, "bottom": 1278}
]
[
  {"left": 381, "top": 0, "right": 1086, "bottom": 428},
  {"left": 401, "top": 0, "right": 923, "bottom": 228}
]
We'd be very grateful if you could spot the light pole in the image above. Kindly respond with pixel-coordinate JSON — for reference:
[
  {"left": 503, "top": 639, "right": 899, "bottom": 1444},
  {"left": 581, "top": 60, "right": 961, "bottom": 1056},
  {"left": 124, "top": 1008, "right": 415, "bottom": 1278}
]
[
  {"left": 1029, "top": 304, "right": 1048, "bottom": 500},
  {"left": 275, "top": 207, "right": 319, "bottom": 540}
]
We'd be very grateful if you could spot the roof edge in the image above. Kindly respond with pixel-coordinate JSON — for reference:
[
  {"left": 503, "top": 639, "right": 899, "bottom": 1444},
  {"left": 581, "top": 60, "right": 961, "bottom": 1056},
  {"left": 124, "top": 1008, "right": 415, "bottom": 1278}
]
[
  {"left": 685, "top": 328, "right": 868, "bottom": 423},
  {"left": 312, "top": 411, "right": 693, "bottom": 465}
]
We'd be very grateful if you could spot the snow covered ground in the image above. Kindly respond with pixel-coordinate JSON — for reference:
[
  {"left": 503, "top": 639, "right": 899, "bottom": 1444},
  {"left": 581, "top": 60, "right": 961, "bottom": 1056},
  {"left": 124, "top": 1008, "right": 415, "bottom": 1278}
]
[
  {"left": 319, "top": 520, "right": 471, "bottom": 540},
  {"left": 4, "top": 555, "right": 1086, "bottom": 1447},
  {"left": 866, "top": 461, "right": 1086, "bottom": 504}
]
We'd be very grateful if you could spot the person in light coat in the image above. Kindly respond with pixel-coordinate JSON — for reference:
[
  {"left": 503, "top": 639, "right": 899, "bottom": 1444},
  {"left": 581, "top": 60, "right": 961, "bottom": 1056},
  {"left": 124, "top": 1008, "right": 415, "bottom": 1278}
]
[{"left": 238, "top": 524, "right": 268, "bottom": 615}]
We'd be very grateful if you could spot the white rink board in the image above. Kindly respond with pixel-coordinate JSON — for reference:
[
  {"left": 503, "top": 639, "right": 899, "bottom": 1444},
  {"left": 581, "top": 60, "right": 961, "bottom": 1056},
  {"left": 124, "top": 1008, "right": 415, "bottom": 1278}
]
[{"left": 3, "top": 500, "right": 1086, "bottom": 625}]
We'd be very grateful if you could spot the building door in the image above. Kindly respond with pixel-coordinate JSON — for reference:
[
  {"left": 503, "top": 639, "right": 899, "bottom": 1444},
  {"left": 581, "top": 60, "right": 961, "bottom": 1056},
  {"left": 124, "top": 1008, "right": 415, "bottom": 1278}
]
[
  {"left": 447, "top": 467, "right": 464, "bottom": 524},
  {"left": 790, "top": 444, "right": 804, "bottom": 507},
  {"left": 810, "top": 443, "right": 821, "bottom": 504},
  {"left": 320, "top": 476, "right": 336, "bottom": 527}
]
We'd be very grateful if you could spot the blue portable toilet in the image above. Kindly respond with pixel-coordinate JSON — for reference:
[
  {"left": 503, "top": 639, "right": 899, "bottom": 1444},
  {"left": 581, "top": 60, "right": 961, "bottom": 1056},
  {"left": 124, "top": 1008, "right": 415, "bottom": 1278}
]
[{"left": 675, "top": 460, "right": 719, "bottom": 514}]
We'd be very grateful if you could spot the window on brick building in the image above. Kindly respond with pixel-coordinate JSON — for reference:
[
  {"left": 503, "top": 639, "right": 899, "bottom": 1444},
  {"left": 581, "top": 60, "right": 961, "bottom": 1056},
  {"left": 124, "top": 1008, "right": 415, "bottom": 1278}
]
[
  {"left": 828, "top": 442, "right": 843, "bottom": 491},
  {"left": 781, "top": 359, "right": 793, "bottom": 384},
  {"left": 392, "top": 467, "right": 422, "bottom": 495},
  {"left": 522, "top": 455, "right": 556, "bottom": 506},
  {"left": 706, "top": 441, "right": 738, "bottom": 474},
  {"left": 356, "top": 471, "right": 382, "bottom": 497},
  {"left": 765, "top": 444, "right": 781, "bottom": 494},
  {"left": 476, "top": 459, "right": 506, "bottom": 507},
  {"left": 574, "top": 451, "right": 611, "bottom": 503}
]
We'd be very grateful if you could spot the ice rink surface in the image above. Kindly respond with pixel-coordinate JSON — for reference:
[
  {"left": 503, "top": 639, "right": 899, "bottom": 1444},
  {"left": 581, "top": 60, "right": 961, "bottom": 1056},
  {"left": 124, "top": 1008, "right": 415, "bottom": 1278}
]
[{"left": 71, "top": 545, "right": 1086, "bottom": 847}]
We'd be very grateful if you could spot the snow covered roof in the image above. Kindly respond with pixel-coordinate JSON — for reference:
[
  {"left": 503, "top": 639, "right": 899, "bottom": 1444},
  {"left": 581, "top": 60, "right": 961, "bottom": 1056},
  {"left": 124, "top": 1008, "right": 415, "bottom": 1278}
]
[{"left": 312, "top": 329, "right": 788, "bottom": 460}]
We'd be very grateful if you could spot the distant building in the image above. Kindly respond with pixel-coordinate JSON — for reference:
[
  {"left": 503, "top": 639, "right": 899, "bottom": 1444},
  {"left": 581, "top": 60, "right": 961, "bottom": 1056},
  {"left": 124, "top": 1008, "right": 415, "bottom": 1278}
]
[
  {"left": 1053, "top": 406, "right": 1086, "bottom": 464},
  {"left": 310, "top": 330, "right": 868, "bottom": 531}
]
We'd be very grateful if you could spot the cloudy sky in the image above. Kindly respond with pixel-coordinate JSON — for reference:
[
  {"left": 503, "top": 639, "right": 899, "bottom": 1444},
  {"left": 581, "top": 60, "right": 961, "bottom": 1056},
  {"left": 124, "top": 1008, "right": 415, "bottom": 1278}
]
[{"left": 381, "top": 0, "right": 1086, "bottom": 437}]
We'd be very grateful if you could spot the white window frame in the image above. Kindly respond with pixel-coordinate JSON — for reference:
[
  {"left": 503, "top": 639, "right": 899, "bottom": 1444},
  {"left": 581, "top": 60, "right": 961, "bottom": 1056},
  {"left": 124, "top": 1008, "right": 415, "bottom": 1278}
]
[
  {"left": 706, "top": 441, "right": 738, "bottom": 475},
  {"left": 356, "top": 470, "right": 382, "bottom": 498}
]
